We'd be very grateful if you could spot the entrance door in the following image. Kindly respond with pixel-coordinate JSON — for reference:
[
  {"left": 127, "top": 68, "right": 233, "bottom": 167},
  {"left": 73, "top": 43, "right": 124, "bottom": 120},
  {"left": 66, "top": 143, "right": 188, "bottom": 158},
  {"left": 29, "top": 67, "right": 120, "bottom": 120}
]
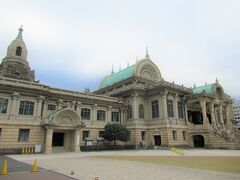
[
  {"left": 52, "top": 133, "right": 64, "bottom": 146},
  {"left": 193, "top": 135, "right": 204, "bottom": 147},
  {"left": 154, "top": 135, "right": 161, "bottom": 146}
]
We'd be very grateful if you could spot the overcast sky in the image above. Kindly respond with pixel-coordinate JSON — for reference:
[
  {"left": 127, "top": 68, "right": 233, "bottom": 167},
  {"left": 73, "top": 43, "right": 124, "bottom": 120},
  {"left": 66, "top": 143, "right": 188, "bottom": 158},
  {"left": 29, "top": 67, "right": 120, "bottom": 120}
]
[{"left": 0, "top": 0, "right": 239, "bottom": 99}]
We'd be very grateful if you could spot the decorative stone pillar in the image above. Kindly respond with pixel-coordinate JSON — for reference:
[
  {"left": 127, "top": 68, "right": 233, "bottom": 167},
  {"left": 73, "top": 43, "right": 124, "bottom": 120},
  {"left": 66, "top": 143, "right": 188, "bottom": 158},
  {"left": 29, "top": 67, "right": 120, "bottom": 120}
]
[
  {"left": 184, "top": 102, "right": 189, "bottom": 126},
  {"left": 210, "top": 102, "right": 216, "bottom": 127},
  {"left": 92, "top": 104, "right": 97, "bottom": 122},
  {"left": 71, "top": 101, "right": 76, "bottom": 110},
  {"left": 219, "top": 104, "right": 225, "bottom": 130},
  {"left": 57, "top": 99, "right": 63, "bottom": 110},
  {"left": 120, "top": 107, "right": 125, "bottom": 125},
  {"left": 107, "top": 106, "right": 112, "bottom": 123},
  {"left": 36, "top": 96, "right": 45, "bottom": 120},
  {"left": 225, "top": 104, "right": 232, "bottom": 130},
  {"left": 200, "top": 100, "right": 207, "bottom": 124},
  {"left": 73, "top": 129, "right": 80, "bottom": 152},
  {"left": 41, "top": 99, "right": 48, "bottom": 121},
  {"left": 132, "top": 93, "right": 138, "bottom": 120},
  {"left": 76, "top": 102, "right": 82, "bottom": 121},
  {"left": 161, "top": 91, "right": 168, "bottom": 124},
  {"left": 173, "top": 94, "right": 179, "bottom": 124},
  {"left": 45, "top": 127, "right": 53, "bottom": 154},
  {"left": 9, "top": 92, "right": 19, "bottom": 119}
]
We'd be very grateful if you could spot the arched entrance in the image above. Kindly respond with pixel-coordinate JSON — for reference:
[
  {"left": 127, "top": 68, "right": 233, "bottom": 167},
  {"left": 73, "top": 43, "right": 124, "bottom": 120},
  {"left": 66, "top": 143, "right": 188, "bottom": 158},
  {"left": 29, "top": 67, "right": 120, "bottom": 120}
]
[
  {"left": 153, "top": 130, "right": 161, "bottom": 146},
  {"left": 52, "top": 132, "right": 64, "bottom": 146},
  {"left": 193, "top": 135, "right": 205, "bottom": 148},
  {"left": 44, "top": 108, "right": 82, "bottom": 153},
  {"left": 154, "top": 135, "right": 161, "bottom": 146}
]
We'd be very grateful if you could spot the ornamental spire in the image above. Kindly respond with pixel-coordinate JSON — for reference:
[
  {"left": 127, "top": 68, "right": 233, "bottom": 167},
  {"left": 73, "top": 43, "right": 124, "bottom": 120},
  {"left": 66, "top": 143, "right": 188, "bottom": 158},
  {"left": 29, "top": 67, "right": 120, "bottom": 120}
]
[
  {"left": 17, "top": 25, "right": 23, "bottom": 39},
  {"left": 145, "top": 46, "right": 150, "bottom": 59},
  {"left": 111, "top": 65, "right": 114, "bottom": 74}
]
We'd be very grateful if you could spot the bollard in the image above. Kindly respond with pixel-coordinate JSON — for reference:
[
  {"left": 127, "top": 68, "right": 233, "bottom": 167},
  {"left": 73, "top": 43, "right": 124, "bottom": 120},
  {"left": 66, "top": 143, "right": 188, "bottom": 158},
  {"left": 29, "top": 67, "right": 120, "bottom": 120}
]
[
  {"left": 24, "top": 147, "right": 27, "bottom": 154},
  {"left": 31, "top": 159, "right": 38, "bottom": 172},
  {"left": 95, "top": 177, "right": 99, "bottom": 180},
  {"left": 30, "top": 147, "right": 34, "bottom": 154},
  {"left": 22, "top": 148, "right": 24, "bottom": 154},
  {"left": 1, "top": 160, "right": 7, "bottom": 175}
]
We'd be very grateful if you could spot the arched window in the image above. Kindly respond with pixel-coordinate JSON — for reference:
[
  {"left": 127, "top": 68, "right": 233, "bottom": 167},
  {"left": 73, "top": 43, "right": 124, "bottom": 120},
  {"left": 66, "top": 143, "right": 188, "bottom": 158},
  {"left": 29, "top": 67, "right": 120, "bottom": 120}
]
[
  {"left": 127, "top": 105, "right": 132, "bottom": 119},
  {"left": 16, "top": 46, "right": 22, "bottom": 56},
  {"left": 216, "top": 109, "right": 221, "bottom": 123},
  {"left": 139, "top": 104, "right": 144, "bottom": 119},
  {"left": 167, "top": 99, "right": 174, "bottom": 117},
  {"left": 216, "top": 87, "right": 222, "bottom": 99}
]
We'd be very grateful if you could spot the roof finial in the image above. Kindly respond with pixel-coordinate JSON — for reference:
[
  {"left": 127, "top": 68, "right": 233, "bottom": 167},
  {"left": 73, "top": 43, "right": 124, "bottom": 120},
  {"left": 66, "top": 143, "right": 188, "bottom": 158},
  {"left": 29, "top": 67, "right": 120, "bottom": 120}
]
[
  {"left": 145, "top": 46, "right": 150, "bottom": 59},
  {"left": 193, "top": 83, "right": 196, "bottom": 88},
  {"left": 127, "top": 61, "right": 129, "bottom": 67},
  {"left": 136, "top": 56, "right": 138, "bottom": 63},
  {"left": 17, "top": 25, "right": 23, "bottom": 39},
  {"left": 111, "top": 65, "right": 114, "bottom": 74},
  {"left": 119, "top": 65, "right": 121, "bottom": 71},
  {"left": 216, "top": 78, "right": 219, "bottom": 84}
]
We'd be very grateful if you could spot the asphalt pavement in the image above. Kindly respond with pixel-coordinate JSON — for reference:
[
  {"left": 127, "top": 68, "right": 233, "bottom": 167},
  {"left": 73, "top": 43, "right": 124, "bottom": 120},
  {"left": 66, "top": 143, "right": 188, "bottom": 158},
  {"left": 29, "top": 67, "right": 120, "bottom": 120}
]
[
  {"left": 0, "top": 155, "right": 77, "bottom": 180},
  {"left": 0, "top": 155, "right": 35, "bottom": 173}
]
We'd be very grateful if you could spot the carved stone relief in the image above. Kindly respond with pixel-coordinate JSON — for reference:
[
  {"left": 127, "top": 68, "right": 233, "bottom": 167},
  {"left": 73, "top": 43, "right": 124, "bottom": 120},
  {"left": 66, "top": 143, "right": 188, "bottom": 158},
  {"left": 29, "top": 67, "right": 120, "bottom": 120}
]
[
  {"left": 57, "top": 116, "right": 73, "bottom": 125},
  {"left": 140, "top": 64, "right": 158, "bottom": 81}
]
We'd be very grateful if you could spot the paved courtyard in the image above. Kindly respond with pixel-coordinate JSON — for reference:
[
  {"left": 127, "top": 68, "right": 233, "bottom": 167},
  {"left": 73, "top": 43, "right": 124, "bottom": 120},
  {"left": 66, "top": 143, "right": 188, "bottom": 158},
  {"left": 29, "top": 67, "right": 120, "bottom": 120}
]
[{"left": 6, "top": 149, "right": 240, "bottom": 180}]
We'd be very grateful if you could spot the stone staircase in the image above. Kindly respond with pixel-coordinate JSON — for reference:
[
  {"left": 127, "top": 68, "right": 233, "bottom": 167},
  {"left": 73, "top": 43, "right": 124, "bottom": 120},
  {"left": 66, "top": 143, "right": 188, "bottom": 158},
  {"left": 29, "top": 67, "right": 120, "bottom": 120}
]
[{"left": 188, "top": 122, "right": 240, "bottom": 149}]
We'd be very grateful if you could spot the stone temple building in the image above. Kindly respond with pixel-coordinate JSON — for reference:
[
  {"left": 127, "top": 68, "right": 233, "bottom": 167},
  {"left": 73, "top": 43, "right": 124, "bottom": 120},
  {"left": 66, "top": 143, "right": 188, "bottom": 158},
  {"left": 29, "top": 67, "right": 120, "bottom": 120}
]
[{"left": 0, "top": 28, "right": 239, "bottom": 154}]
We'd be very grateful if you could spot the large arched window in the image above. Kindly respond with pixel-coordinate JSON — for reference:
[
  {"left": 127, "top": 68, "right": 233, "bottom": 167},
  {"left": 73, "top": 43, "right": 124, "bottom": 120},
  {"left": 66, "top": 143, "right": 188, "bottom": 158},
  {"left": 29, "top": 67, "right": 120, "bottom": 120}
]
[
  {"left": 139, "top": 104, "right": 144, "bottom": 119},
  {"left": 127, "top": 105, "right": 132, "bottom": 119},
  {"left": 16, "top": 46, "right": 22, "bottom": 56},
  {"left": 167, "top": 99, "right": 174, "bottom": 117}
]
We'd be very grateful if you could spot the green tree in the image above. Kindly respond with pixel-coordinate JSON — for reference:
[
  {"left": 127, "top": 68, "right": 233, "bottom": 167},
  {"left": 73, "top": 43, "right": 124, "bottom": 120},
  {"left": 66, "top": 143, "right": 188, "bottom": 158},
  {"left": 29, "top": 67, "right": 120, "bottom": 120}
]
[{"left": 103, "top": 123, "right": 130, "bottom": 147}]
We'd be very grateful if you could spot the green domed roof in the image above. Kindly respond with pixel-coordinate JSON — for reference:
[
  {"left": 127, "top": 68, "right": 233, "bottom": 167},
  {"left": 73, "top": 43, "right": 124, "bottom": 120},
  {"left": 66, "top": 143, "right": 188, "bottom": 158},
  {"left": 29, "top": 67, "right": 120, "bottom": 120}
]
[
  {"left": 100, "top": 65, "right": 135, "bottom": 89},
  {"left": 193, "top": 84, "right": 214, "bottom": 94}
]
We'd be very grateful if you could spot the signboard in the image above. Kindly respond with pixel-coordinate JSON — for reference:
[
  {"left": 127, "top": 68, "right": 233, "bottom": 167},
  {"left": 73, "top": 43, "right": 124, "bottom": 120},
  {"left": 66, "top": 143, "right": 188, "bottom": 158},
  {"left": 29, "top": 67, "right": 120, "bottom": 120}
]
[
  {"left": 86, "top": 141, "right": 93, "bottom": 146},
  {"left": 35, "top": 144, "right": 42, "bottom": 153}
]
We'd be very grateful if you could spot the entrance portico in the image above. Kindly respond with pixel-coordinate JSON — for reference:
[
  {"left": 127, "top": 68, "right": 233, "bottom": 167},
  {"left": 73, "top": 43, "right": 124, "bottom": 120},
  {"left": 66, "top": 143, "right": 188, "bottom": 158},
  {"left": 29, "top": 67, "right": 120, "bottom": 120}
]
[{"left": 43, "top": 108, "right": 83, "bottom": 153}]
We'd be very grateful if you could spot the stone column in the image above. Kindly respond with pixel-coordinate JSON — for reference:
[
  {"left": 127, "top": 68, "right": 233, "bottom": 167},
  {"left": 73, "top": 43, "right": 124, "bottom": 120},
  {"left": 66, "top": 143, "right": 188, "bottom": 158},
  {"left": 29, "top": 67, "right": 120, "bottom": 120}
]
[
  {"left": 184, "top": 102, "right": 189, "bottom": 125},
  {"left": 36, "top": 96, "right": 45, "bottom": 120},
  {"left": 161, "top": 91, "right": 168, "bottom": 124},
  {"left": 225, "top": 104, "right": 232, "bottom": 130},
  {"left": 57, "top": 99, "right": 63, "bottom": 110},
  {"left": 200, "top": 100, "right": 207, "bottom": 124},
  {"left": 73, "top": 129, "right": 80, "bottom": 152},
  {"left": 71, "top": 101, "right": 76, "bottom": 110},
  {"left": 120, "top": 107, "right": 125, "bottom": 125},
  {"left": 45, "top": 127, "right": 53, "bottom": 154},
  {"left": 9, "top": 92, "right": 19, "bottom": 119},
  {"left": 76, "top": 102, "right": 82, "bottom": 121},
  {"left": 132, "top": 93, "right": 138, "bottom": 120},
  {"left": 41, "top": 99, "right": 47, "bottom": 121},
  {"left": 173, "top": 94, "right": 179, "bottom": 124},
  {"left": 210, "top": 102, "right": 216, "bottom": 127},
  {"left": 107, "top": 106, "right": 112, "bottom": 123},
  {"left": 92, "top": 104, "right": 97, "bottom": 122},
  {"left": 219, "top": 104, "right": 225, "bottom": 130}
]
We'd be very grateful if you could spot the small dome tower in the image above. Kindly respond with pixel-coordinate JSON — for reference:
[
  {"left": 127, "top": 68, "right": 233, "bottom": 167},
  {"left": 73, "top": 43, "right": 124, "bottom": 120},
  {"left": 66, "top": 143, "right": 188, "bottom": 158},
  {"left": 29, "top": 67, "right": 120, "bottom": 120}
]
[{"left": 0, "top": 26, "right": 35, "bottom": 81}]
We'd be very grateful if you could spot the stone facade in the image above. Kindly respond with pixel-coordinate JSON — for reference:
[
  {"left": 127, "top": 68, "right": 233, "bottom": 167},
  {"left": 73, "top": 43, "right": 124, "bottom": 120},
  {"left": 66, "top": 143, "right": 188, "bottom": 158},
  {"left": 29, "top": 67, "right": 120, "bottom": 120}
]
[
  {"left": 0, "top": 28, "right": 239, "bottom": 154},
  {"left": 233, "top": 100, "right": 240, "bottom": 130}
]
